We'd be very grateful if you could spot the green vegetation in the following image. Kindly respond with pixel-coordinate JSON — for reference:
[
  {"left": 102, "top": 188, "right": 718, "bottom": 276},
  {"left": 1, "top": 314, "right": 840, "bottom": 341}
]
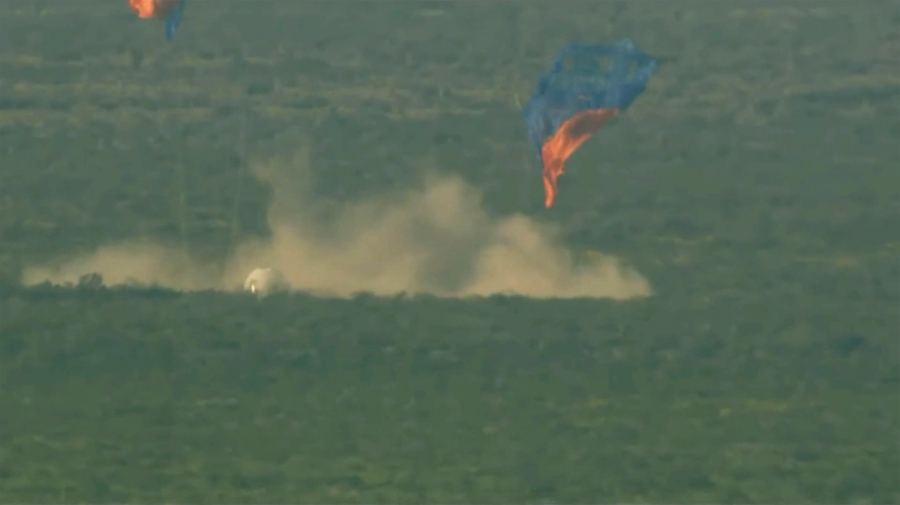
[{"left": 1, "top": 1, "right": 898, "bottom": 503}]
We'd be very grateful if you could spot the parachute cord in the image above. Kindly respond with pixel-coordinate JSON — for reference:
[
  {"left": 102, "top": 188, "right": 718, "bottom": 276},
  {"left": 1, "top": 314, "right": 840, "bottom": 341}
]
[
  {"left": 229, "top": 108, "right": 247, "bottom": 256},
  {"left": 174, "top": 137, "right": 190, "bottom": 256}
]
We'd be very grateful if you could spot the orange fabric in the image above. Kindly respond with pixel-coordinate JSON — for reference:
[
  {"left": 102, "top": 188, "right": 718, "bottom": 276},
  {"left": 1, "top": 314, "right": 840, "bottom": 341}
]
[
  {"left": 540, "top": 108, "right": 619, "bottom": 208},
  {"left": 129, "top": 0, "right": 179, "bottom": 20}
]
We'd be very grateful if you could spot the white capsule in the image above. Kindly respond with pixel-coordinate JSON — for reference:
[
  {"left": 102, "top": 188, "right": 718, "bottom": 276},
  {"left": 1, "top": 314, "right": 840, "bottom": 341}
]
[{"left": 243, "top": 267, "right": 289, "bottom": 297}]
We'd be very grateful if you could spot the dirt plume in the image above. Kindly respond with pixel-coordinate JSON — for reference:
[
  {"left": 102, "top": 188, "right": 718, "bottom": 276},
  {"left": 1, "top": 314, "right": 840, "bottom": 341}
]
[{"left": 24, "top": 153, "right": 651, "bottom": 300}]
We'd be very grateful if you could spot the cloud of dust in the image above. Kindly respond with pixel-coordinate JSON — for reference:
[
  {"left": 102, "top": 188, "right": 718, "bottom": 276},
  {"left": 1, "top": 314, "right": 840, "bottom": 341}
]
[
  {"left": 22, "top": 153, "right": 652, "bottom": 300},
  {"left": 21, "top": 242, "right": 220, "bottom": 291}
]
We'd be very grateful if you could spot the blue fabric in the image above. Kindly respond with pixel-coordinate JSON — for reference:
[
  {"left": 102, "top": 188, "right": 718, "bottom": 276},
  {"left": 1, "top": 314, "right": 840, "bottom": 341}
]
[
  {"left": 164, "top": 0, "right": 186, "bottom": 41},
  {"left": 523, "top": 39, "right": 658, "bottom": 159}
]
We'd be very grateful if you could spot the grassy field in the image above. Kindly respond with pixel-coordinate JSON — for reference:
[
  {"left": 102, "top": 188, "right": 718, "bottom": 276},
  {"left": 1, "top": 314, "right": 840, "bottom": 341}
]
[{"left": 1, "top": 1, "right": 899, "bottom": 503}]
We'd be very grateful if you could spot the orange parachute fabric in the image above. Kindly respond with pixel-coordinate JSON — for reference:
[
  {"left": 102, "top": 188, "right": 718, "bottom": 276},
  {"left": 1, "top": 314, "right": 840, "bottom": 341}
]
[{"left": 539, "top": 108, "right": 619, "bottom": 209}]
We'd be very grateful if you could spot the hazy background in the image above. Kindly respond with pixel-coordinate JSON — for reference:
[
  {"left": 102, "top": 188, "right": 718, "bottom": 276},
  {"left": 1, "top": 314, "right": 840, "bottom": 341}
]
[{"left": 1, "top": 1, "right": 898, "bottom": 503}]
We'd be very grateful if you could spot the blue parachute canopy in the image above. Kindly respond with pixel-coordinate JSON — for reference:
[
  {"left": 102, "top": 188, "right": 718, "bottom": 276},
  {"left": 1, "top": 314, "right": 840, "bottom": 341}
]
[
  {"left": 522, "top": 39, "right": 658, "bottom": 208},
  {"left": 164, "top": 0, "right": 187, "bottom": 41}
]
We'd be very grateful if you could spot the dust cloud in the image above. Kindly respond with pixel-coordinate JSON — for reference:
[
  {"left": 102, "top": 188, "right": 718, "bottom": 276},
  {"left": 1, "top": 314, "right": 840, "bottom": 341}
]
[{"left": 22, "top": 153, "right": 651, "bottom": 300}]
